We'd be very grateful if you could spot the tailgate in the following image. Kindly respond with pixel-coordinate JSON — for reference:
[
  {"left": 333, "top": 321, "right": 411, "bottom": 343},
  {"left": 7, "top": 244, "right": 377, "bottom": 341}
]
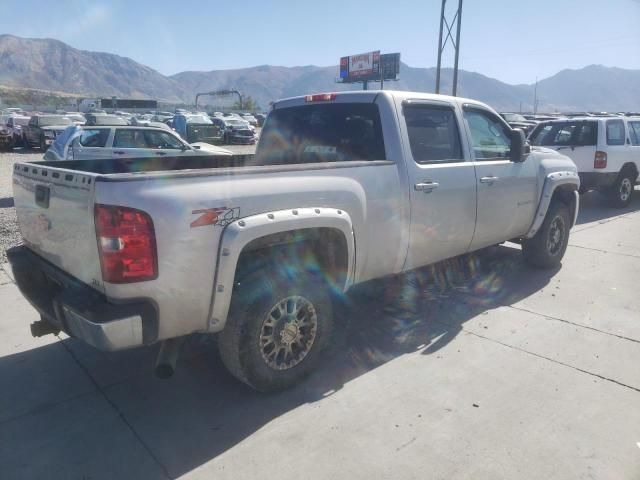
[{"left": 12, "top": 162, "right": 103, "bottom": 289}]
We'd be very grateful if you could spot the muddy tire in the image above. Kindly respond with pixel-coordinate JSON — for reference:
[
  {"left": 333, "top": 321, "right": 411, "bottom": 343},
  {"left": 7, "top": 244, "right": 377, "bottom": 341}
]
[
  {"left": 218, "top": 270, "right": 333, "bottom": 392},
  {"left": 522, "top": 200, "right": 571, "bottom": 269}
]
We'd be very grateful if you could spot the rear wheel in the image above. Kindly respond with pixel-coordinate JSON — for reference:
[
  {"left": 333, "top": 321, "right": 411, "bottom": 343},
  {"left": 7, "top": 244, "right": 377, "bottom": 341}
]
[
  {"left": 607, "top": 169, "right": 635, "bottom": 208},
  {"left": 522, "top": 200, "right": 571, "bottom": 269},
  {"left": 218, "top": 270, "right": 333, "bottom": 392}
]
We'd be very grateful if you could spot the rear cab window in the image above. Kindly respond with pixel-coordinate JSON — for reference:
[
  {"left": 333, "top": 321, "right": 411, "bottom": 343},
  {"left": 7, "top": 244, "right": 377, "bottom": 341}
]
[{"left": 256, "top": 103, "right": 385, "bottom": 165}]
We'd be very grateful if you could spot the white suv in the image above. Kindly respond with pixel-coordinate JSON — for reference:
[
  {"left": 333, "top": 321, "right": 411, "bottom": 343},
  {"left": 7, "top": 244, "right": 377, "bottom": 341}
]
[
  {"left": 44, "top": 125, "right": 232, "bottom": 161},
  {"left": 529, "top": 116, "right": 640, "bottom": 207}
]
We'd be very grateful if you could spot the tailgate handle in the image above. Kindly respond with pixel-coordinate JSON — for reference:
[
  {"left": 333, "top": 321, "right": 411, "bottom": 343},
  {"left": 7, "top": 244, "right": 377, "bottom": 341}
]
[{"left": 35, "top": 185, "right": 50, "bottom": 208}]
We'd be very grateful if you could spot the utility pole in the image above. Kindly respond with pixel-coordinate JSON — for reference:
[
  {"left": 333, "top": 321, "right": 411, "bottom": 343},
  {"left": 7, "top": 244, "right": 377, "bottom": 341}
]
[
  {"left": 435, "top": 0, "right": 464, "bottom": 96},
  {"left": 533, "top": 78, "right": 538, "bottom": 115}
]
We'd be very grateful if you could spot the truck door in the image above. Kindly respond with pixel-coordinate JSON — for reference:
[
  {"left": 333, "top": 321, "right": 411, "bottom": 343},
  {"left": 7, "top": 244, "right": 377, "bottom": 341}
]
[
  {"left": 462, "top": 107, "right": 538, "bottom": 250},
  {"left": 400, "top": 100, "right": 477, "bottom": 269}
]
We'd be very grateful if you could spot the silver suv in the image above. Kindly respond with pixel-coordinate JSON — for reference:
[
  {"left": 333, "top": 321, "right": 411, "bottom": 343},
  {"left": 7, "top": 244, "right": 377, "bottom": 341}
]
[{"left": 44, "top": 125, "right": 232, "bottom": 161}]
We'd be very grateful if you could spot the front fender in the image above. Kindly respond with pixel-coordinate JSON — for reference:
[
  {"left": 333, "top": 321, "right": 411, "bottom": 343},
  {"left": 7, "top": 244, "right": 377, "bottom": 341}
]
[
  {"left": 525, "top": 170, "right": 580, "bottom": 239},
  {"left": 207, "top": 207, "right": 355, "bottom": 331}
]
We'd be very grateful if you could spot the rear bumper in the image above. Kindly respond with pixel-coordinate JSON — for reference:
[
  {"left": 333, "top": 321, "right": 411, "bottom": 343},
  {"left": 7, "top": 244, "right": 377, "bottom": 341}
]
[
  {"left": 229, "top": 135, "right": 256, "bottom": 144},
  {"left": 579, "top": 172, "right": 618, "bottom": 190},
  {"left": 7, "top": 246, "right": 158, "bottom": 351}
]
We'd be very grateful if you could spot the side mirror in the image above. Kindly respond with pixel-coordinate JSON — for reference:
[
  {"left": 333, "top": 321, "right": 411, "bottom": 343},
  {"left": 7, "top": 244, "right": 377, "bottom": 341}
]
[
  {"left": 191, "top": 145, "right": 200, "bottom": 150},
  {"left": 510, "top": 129, "right": 527, "bottom": 162}
]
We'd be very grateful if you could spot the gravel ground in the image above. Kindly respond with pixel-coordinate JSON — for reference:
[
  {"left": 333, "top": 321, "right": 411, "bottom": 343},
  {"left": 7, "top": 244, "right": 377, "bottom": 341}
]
[
  {"left": 0, "top": 144, "right": 257, "bottom": 263},
  {"left": 0, "top": 149, "right": 42, "bottom": 263}
]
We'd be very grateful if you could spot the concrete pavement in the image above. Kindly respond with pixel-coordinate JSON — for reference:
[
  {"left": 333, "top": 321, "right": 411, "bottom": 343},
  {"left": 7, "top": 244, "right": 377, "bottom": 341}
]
[{"left": 0, "top": 190, "right": 639, "bottom": 479}]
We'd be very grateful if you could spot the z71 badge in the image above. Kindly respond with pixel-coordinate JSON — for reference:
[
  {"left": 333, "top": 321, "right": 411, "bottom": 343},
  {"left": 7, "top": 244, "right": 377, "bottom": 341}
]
[{"left": 190, "top": 207, "right": 240, "bottom": 228}]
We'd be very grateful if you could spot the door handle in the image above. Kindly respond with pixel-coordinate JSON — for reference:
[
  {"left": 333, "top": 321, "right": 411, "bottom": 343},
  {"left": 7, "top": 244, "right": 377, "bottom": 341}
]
[
  {"left": 414, "top": 181, "right": 440, "bottom": 192},
  {"left": 155, "top": 151, "right": 167, "bottom": 156},
  {"left": 479, "top": 176, "right": 499, "bottom": 184},
  {"left": 113, "top": 151, "right": 126, "bottom": 155}
]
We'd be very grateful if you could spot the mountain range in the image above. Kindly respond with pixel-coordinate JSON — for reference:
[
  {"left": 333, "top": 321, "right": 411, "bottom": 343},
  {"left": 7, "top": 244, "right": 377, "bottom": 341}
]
[{"left": 1, "top": 34, "right": 639, "bottom": 112}]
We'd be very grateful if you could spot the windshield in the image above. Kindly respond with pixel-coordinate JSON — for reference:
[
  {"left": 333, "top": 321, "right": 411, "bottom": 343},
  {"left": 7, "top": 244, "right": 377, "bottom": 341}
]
[{"left": 39, "top": 116, "right": 72, "bottom": 126}]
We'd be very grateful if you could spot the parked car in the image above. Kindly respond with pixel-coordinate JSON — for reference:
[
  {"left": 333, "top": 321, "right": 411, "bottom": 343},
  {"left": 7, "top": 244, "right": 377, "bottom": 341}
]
[
  {"left": 9, "top": 90, "right": 579, "bottom": 392},
  {"left": 64, "top": 113, "right": 86, "bottom": 125},
  {"left": 218, "top": 117, "right": 256, "bottom": 144},
  {"left": 2, "top": 107, "right": 25, "bottom": 115},
  {"left": 255, "top": 113, "right": 267, "bottom": 127},
  {"left": 0, "top": 116, "right": 12, "bottom": 150},
  {"left": 529, "top": 116, "right": 640, "bottom": 207},
  {"left": 173, "top": 113, "right": 223, "bottom": 145},
  {"left": 5, "top": 115, "right": 30, "bottom": 148},
  {"left": 43, "top": 125, "right": 232, "bottom": 161},
  {"left": 85, "top": 114, "right": 129, "bottom": 126},
  {"left": 499, "top": 113, "right": 537, "bottom": 135},
  {"left": 240, "top": 113, "right": 258, "bottom": 126},
  {"left": 151, "top": 112, "right": 174, "bottom": 123},
  {"left": 22, "top": 115, "right": 74, "bottom": 150}
]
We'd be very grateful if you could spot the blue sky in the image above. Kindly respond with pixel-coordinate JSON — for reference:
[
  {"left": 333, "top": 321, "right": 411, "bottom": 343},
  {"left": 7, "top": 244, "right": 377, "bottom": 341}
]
[{"left": 1, "top": 0, "right": 639, "bottom": 84}]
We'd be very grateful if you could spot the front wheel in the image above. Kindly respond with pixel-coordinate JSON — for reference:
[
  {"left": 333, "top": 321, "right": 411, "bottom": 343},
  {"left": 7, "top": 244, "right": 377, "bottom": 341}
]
[
  {"left": 218, "top": 270, "right": 334, "bottom": 392},
  {"left": 607, "top": 170, "right": 635, "bottom": 208},
  {"left": 522, "top": 200, "right": 571, "bottom": 269},
  {"left": 39, "top": 136, "right": 48, "bottom": 151}
]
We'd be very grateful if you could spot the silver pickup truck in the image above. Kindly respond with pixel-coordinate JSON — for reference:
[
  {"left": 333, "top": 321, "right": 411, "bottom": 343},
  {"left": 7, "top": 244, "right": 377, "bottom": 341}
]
[{"left": 8, "top": 91, "right": 580, "bottom": 391}]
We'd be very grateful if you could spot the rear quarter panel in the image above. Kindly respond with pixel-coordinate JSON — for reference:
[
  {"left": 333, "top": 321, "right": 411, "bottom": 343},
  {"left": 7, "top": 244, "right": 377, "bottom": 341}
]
[{"left": 95, "top": 161, "right": 407, "bottom": 340}]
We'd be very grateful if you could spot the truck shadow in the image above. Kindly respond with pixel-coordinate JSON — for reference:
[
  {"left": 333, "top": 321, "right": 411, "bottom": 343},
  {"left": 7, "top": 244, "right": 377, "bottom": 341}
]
[
  {"left": 575, "top": 188, "right": 640, "bottom": 225},
  {"left": 0, "top": 244, "right": 558, "bottom": 479}
]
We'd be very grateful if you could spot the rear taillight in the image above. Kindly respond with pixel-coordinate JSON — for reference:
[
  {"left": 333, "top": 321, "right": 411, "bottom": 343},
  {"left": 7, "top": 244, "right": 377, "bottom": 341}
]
[
  {"left": 594, "top": 151, "right": 607, "bottom": 169},
  {"left": 95, "top": 204, "right": 157, "bottom": 283},
  {"left": 305, "top": 93, "right": 336, "bottom": 102}
]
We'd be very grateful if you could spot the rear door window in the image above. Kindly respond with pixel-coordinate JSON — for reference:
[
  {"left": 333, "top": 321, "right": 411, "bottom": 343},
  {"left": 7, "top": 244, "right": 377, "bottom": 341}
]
[
  {"left": 530, "top": 121, "right": 595, "bottom": 146},
  {"left": 79, "top": 129, "right": 110, "bottom": 147},
  {"left": 403, "top": 104, "right": 463, "bottom": 163},
  {"left": 627, "top": 121, "right": 640, "bottom": 146},
  {"left": 114, "top": 129, "right": 148, "bottom": 148},
  {"left": 575, "top": 122, "right": 598, "bottom": 146},
  {"left": 257, "top": 103, "right": 385, "bottom": 164},
  {"left": 144, "top": 130, "right": 183, "bottom": 149},
  {"left": 606, "top": 119, "right": 625, "bottom": 146}
]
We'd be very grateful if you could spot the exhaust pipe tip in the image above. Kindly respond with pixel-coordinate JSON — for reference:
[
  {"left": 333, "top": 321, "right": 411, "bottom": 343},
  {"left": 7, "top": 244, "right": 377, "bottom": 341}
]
[
  {"left": 154, "top": 336, "right": 185, "bottom": 379},
  {"left": 30, "top": 319, "right": 61, "bottom": 338}
]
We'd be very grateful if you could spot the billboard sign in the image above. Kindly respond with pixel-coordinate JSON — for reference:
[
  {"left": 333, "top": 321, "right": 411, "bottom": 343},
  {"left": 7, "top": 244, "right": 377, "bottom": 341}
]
[
  {"left": 380, "top": 53, "right": 401, "bottom": 81},
  {"left": 339, "top": 51, "right": 380, "bottom": 82},
  {"left": 339, "top": 51, "right": 400, "bottom": 83}
]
